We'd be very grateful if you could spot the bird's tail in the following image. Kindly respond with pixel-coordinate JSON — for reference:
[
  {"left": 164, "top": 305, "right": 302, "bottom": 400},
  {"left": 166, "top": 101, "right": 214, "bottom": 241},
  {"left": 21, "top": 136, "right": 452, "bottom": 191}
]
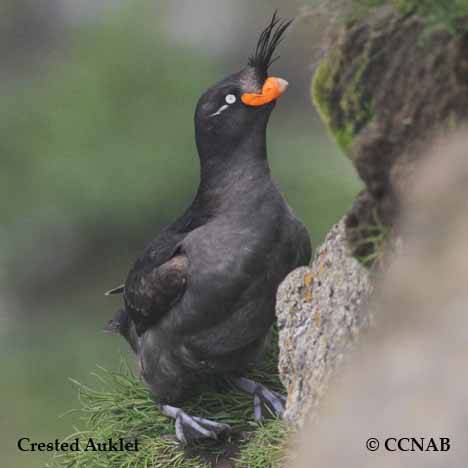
[
  {"left": 102, "top": 307, "right": 129, "bottom": 333},
  {"left": 102, "top": 308, "right": 139, "bottom": 354},
  {"left": 102, "top": 316, "right": 121, "bottom": 334}
]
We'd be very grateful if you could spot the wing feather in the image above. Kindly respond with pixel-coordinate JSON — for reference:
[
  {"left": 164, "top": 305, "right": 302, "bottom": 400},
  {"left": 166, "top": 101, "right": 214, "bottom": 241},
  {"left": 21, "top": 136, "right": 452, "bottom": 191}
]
[{"left": 124, "top": 254, "right": 189, "bottom": 335}]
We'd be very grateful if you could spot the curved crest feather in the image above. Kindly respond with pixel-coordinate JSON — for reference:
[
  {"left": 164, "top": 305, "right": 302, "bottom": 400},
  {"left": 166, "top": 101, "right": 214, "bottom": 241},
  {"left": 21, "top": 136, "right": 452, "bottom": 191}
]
[{"left": 248, "top": 11, "right": 293, "bottom": 80}]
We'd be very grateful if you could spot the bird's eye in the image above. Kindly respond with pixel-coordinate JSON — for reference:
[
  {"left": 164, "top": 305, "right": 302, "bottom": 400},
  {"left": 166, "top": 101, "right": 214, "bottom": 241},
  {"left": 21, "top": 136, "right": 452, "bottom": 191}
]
[{"left": 225, "top": 94, "right": 237, "bottom": 105}]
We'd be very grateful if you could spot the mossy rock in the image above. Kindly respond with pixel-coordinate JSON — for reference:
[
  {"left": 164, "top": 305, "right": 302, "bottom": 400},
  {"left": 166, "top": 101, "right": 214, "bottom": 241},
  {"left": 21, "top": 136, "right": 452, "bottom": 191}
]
[
  {"left": 311, "top": 7, "right": 468, "bottom": 265},
  {"left": 311, "top": 19, "right": 375, "bottom": 156},
  {"left": 357, "top": 0, "right": 468, "bottom": 34}
]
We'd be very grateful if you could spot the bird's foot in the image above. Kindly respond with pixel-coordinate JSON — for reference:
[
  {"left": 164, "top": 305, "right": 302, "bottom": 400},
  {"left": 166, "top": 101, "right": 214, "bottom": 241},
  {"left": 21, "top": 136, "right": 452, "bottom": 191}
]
[
  {"left": 228, "top": 376, "right": 286, "bottom": 421},
  {"left": 160, "top": 404, "right": 231, "bottom": 444}
]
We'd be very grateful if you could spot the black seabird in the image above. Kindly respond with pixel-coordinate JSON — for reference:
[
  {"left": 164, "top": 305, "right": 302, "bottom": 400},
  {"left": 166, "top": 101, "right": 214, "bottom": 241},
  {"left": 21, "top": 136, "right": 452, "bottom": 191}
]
[{"left": 105, "top": 12, "right": 311, "bottom": 443}]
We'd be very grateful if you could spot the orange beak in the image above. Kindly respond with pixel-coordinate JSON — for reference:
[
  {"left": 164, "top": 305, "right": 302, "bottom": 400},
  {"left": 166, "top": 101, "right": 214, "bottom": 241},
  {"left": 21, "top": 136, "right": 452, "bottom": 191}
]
[{"left": 241, "top": 77, "right": 289, "bottom": 107}]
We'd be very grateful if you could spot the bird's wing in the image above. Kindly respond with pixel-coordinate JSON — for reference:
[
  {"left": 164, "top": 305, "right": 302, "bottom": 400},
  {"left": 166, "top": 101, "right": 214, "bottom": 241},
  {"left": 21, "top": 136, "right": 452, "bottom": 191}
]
[{"left": 124, "top": 249, "right": 189, "bottom": 335}]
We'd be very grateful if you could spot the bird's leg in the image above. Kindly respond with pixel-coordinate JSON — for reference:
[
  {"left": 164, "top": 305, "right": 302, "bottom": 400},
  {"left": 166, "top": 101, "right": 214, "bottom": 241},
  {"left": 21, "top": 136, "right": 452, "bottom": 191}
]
[
  {"left": 160, "top": 404, "right": 231, "bottom": 444},
  {"left": 227, "top": 376, "right": 287, "bottom": 421}
]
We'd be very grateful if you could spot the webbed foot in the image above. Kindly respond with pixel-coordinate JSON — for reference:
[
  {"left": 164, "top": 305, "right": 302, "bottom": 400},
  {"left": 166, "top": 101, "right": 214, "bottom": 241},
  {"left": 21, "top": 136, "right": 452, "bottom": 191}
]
[
  {"left": 228, "top": 376, "right": 286, "bottom": 421},
  {"left": 160, "top": 404, "right": 231, "bottom": 444}
]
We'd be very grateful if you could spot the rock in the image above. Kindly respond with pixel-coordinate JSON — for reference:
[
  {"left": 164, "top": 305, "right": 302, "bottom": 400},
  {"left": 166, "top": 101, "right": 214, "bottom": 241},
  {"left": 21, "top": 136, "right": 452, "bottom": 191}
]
[
  {"left": 311, "top": 7, "right": 468, "bottom": 263},
  {"left": 276, "top": 219, "right": 371, "bottom": 427},
  {"left": 293, "top": 131, "right": 468, "bottom": 468}
]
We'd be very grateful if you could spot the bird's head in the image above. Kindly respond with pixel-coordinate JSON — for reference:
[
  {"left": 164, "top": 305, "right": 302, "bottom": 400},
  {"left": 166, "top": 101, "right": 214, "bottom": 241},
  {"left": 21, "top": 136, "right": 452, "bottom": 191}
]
[{"left": 195, "top": 12, "right": 292, "bottom": 157}]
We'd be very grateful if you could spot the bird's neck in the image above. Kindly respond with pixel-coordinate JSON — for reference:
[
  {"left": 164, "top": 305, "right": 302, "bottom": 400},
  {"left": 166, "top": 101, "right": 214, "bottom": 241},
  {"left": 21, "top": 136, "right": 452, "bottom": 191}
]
[{"left": 194, "top": 132, "right": 271, "bottom": 209}]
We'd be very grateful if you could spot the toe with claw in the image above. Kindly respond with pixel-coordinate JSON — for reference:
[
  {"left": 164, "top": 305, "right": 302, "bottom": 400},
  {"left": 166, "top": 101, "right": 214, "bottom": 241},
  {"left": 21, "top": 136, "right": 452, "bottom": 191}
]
[
  {"left": 228, "top": 376, "right": 287, "bottom": 421},
  {"left": 252, "top": 384, "right": 286, "bottom": 421},
  {"left": 161, "top": 404, "right": 231, "bottom": 444},
  {"left": 228, "top": 377, "right": 286, "bottom": 421}
]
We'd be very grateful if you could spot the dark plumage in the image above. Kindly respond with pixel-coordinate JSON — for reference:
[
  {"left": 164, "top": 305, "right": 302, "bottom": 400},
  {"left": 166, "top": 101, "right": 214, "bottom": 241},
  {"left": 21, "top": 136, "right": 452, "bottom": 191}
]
[{"left": 106, "top": 12, "right": 311, "bottom": 443}]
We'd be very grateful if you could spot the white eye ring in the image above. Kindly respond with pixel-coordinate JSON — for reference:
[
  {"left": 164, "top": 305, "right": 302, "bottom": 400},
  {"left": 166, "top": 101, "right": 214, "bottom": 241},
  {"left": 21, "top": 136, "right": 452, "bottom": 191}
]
[{"left": 225, "top": 94, "right": 236, "bottom": 105}]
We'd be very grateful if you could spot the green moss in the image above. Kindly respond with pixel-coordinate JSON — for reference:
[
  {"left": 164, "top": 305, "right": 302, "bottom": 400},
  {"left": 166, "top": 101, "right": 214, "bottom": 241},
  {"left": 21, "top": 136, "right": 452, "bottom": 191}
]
[
  {"left": 355, "top": 0, "right": 468, "bottom": 33},
  {"left": 311, "top": 45, "right": 373, "bottom": 156},
  {"left": 334, "top": 124, "right": 356, "bottom": 155},
  {"left": 311, "top": 59, "right": 338, "bottom": 144},
  {"left": 311, "top": 56, "right": 357, "bottom": 155}
]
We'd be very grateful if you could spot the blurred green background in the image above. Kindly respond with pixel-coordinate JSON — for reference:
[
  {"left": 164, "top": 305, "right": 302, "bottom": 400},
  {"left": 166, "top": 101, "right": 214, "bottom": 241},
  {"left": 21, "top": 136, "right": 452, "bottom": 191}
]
[{"left": 0, "top": 1, "right": 360, "bottom": 466}]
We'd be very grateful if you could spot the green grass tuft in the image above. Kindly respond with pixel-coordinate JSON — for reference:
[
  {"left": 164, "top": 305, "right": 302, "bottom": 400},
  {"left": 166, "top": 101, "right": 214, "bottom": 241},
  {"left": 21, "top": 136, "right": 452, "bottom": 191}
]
[
  {"left": 235, "top": 419, "right": 290, "bottom": 468},
  {"left": 46, "top": 332, "right": 291, "bottom": 468},
  {"left": 353, "top": 208, "right": 390, "bottom": 267}
]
